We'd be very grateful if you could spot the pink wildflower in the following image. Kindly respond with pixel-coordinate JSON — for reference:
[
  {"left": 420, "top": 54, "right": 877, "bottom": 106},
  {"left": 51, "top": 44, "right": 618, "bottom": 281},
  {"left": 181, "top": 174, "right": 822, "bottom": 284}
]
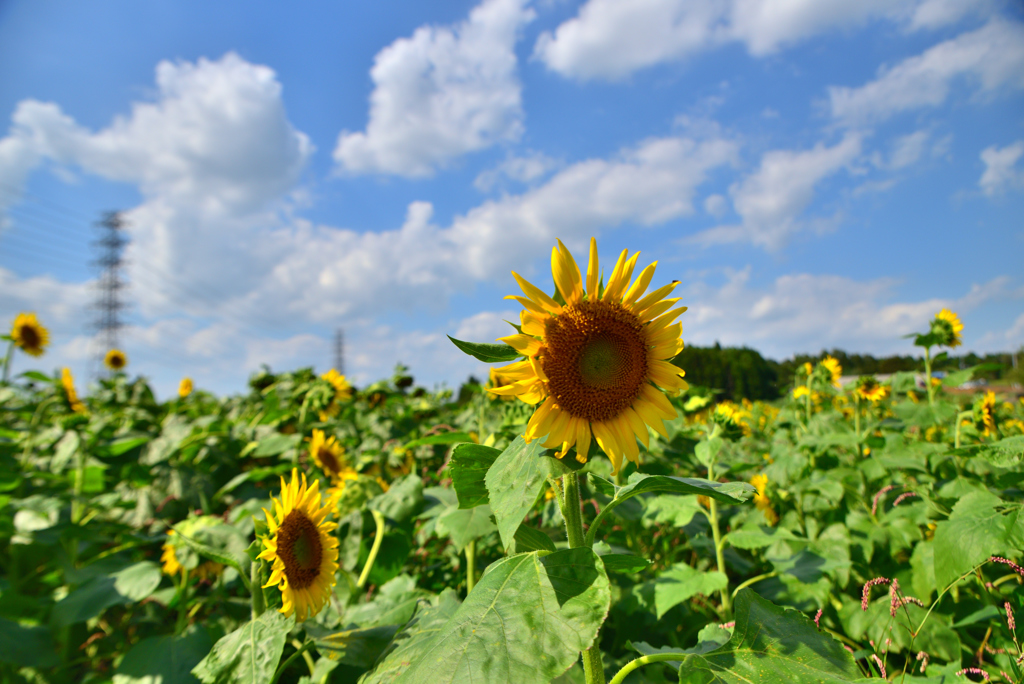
[
  {"left": 990, "top": 557, "right": 1024, "bottom": 576},
  {"left": 1001, "top": 672, "right": 1013, "bottom": 682},
  {"left": 718, "top": 621, "right": 735, "bottom": 629},
  {"left": 871, "top": 654, "right": 886, "bottom": 679},
  {"left": 814, "top": 609, "right": 822, "bottom": 630},
  {"left": 893, "top": 492, "right": 918, "bottom": 506},
  {"left": 862, "top": 577, "right": 890, "bottom": 610},
  {"left": 901, "top": 596, "right": 925, "bottom": 608},
  {"left": 872, "top": 485, "right": 896, "bottom": 516},
  {"left": 954, "top": 667, "right": 989, "bottom": 681},
  {"left": 1007, "top": 601, "right": 1016, "bottom": 632},
  {"left": 916, "top": 651, "right": 929, "bottom": 673},
  {"left": 890, "top": 579, "right": 901, "bottom": 616}
]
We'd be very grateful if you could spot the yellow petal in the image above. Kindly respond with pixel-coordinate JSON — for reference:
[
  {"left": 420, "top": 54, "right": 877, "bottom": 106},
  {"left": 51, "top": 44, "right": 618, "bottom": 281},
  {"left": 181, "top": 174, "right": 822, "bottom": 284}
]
[
  {"left": 622, "top": 406, "right": 650, "bottom": 449},
  {"left": 592, "top": 421, "right": 623, "bottom": 474},
  {"left": 553, "top": 239, "right": 583, "bottom": 304},
  {"left": 525, "top": 397, "right": 557, "bottom": 440},
  {"left": 504, "top": 294, "right": 546, "bottom": 315},
  {"left": 622, "top": 262, "right": 657, "bottom": 307},
  {"left": 499, "top": 334, "right": 542, "bottom": 356},
  {"left": 649, "top": 359, "right": 688, "bottom": 391},
  {"left": 521, "top": 311, "right": 547, "bottom": 337},
  {"left": 513, "top": 272, "right": 561, "bottom": 314},
  {"left": 602, "top": 249, "right": 629, "bottom": 302},
  {"left": 641, "top": 383, "right": 678, "bottom": 420},
  {"left": 586, "top": 237, "right": 599, "bottom": 299},
  {"left": 647, "top": 306, "right": 688, "bottom": 332},
  {"left": 633, "top": 397, "right": 670, "bottom": 438},
  {"left": 575, "top": 419, "right": 592, "bottom": 463},
  {"left": 634, "top": 281, "right": 680, "bottom": 312},
  {"left": 640, "top": 298, "right": 681, "bottom": 323}
]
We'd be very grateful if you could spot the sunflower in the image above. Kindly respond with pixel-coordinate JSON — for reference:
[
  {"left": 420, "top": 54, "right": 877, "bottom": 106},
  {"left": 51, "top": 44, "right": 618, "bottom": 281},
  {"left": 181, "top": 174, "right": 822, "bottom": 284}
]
[
  {"left": 487, "top": 368, "right": 515, "bottom": 401},
  {"left": 61, "top": 367, "right": 86, "bottom": 414},
  {"left": 931, "top": 308, "right": 963, "bottom": 348},
  {"left": 104, "top": 349, "right": 127, "bottom": 370},
  {"left": 179, "top": 377, "right": 193, "bottom": 398},
  {"left": 259, "top": 469, "right": 339, "bottom": 622},
  {"left": 855, "top": 375, "right": 889, "bottom": 403},
  {"left": 489, "top": 238, "right": 687, "bottom": 473},
  {"left": 820, "top": 356, "right": 842, "bottom": 389},
  {"left": 161, "top": 517, "right": 224, "bottom": 580},
  {"left": 976, "top": 390, "right": 997, "bottom": 437},
  {"left": 712, "top": 401, "right": 750, "bottom": 439},
  {"left": 793, "top": 385, "right": 810, "bottom": 399},
  {"left": 10, "top": 313, "right": 49, "bottom": 357},
  {"left": 319, "top": 369, "right": 353, "bottom": 420},
  {"left": 309, "top": 429, "right": 358, "bottom": 486},
  {"left": 750, "top": 473, "right": 778, "bottom": 526}
]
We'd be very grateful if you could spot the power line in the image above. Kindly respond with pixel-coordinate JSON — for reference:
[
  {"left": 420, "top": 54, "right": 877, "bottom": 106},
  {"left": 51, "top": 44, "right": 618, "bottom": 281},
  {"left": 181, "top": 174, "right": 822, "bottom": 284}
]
[
  {"left": 334, "top": 328, "right": 344, "bottom": 375},
  {"left": 91, "top": 211, "right": 129, "bottom": 379}
]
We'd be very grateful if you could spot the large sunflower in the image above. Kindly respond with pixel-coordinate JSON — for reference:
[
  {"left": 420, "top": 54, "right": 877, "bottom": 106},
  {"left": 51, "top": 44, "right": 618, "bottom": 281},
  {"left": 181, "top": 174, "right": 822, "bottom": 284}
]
[
  {"left": 490, "top": 238, "right": 687, "bottom": 473},
  {"left": 61, "top": 367, "right": 86, "bottom": 414},
  {"left": 259, "top": 469, "right": 339, "bottom": 622},
  {"left": 309, "top": 429, "right": 358, "bottom": 486},
  {"left": 931, "top": 308, "right": 963, "bottom": 348},
  {"left": 104, "top": 349, "right": 127, "bottom": 370},
  {"left": 11, "top": 312, "right": 49, "bottom": 357}
]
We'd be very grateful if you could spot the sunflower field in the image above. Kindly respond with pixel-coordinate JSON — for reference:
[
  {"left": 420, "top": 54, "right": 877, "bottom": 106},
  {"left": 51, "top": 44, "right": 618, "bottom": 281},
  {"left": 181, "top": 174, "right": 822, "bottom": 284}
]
[{"left": 2, "top": 240, "right": 1024, "bottom": 684}]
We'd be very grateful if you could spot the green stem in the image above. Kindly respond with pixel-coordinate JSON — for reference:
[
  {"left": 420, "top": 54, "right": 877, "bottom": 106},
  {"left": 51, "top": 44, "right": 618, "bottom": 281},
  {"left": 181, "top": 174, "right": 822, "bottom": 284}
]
[
  {"left": 357, "top": 509, "right": 386, "bottom": 589},
  {"left": 271, "top": 640, "right": 315, "bottom": 684},
  {"left": 954, "top": 410, "right": 971, "bottom": 450},
  {"left": 706, "top": 460, "right": 731, "bottom": 616},
  {"left": 1, "top": 340, "right": 14, "bottom": 384},
  {"left": 466, "top": 539, "right": 476, "bottom": 594},
  {"left": 731, "top": 572, "right": 778, "bottom": 599},
  {"left": 175, "top": 569, "right": 190, "bottom": 634},
  {"left": 291, "top": 638, "right": 316, "bottom": 675},
  {"left": 71, "top": 445, "right": 86, "bottom": 527},
  {"left": 561, "top": 472, "right": 606, "bottom": 684},
  {"left": 924, "top": 346, "right": 935, "bottom": 407},
  {"left": 854, "top": 395, "right": 861, "bottom": 457},
  {"left": 609, "top": 653, "right": 690, "bottom": 684},
  {"left": 251, "top": 560, "right": 266, "bottom": 619}
]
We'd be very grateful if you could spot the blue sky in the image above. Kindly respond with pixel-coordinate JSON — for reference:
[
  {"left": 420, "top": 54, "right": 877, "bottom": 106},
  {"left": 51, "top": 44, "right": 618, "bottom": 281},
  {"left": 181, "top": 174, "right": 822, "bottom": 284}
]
[{"left": 1, "top": 0, "right": 1022, "bottom": 398}]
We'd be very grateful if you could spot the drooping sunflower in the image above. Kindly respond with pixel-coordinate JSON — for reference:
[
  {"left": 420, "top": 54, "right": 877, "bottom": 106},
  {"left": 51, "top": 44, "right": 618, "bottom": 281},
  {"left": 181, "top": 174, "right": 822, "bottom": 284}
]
[
  {"left": 179, "top": 377, "right": 193, "bottom": 398},
  {"left": 855, "top": 375, "right": 889, "bottom": 403},
  {"left": 61, "top": 367, "right": 86, "bottom": 414},
  {"left": 308, "top": 429, "right": 358, "bottom": 486},
  {"left": 11, "top": 312, "right": 49, "bottom": 357},
  {"left": 104, "top": 349, "right": 127, "bottom": 370},
  {"left": 319, "top": 369, "right": 353, "bottom": 420},
  {"left": 259, "top": 469, "right": 339, "bottom": 622},
  {"left": 489, "top": 238, "right": 688, "bottom": 473},
  {"left": 820, "top": 356, "right": 842, "bottom": 389},
  {"left": 931, "top": 308, "right": 963, "bottom": 348}
]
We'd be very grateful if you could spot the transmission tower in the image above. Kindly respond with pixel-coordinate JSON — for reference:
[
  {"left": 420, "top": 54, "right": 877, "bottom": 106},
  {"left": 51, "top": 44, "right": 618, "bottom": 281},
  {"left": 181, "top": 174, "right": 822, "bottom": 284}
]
[
  {"left": 333, "top": 328, "right": 345, "bottom": 375},
  {"left": 91, "top": 212, "right": 129, "bottom": 378}
]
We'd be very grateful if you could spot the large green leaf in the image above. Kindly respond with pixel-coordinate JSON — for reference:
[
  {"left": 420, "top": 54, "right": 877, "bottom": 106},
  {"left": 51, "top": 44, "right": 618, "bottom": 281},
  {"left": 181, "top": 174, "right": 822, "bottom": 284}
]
[
  {"left": 591, "top": 472, "right": 755, "bottom": 504},
  {"left": 436, "top": 503, "right": 497, "bottom": 552},
  {"left": 51, "top": 561, "right": 162, "bottom": 627},
  {"left": 308, "top": 624, "right": 399, "bottom": 668},
  {"left": 113, "top": 625, "right": 212, "bottom": 684},
  {"left": 369, "top": 474, "right": 424, "bottom": 522},
  {"left": 192, "top": 610, "right": 291, "bottom": 684},
  {"left": 172, "top": 523, "right": 252, "bottom": 591},
  {"left": 402, "top": 432, "right": 475, "bottom": 449},
  {"left": 512, "top": 523, "right": 557, "bottom": 554},
  {"left": 933, "top": 490, "right": 1010, "bottom": 588},
  {"left": 345, "top": 575, "right": 433, "bottom": 629},
  {"left": 0, "top": 617, "right": 59, "bottom": 668},
  {"left": 394, "top": 549, "right": 611, "bottom": 684},
  {"left": 677, "top": 589, "right": 861, "bottom": 684},
  {"left": 447, "top": 443, "right": 500, "bottom": 508},
  {"left": 653, "top": 563, "right": 728, "bottom": 619},
  {"left": 484, "top": 436, "right": 548, "bottom": 551},
  {"left": 446, "top": 336, "right": 520, "bottom": 363},
  {"left": 359, "top": 589, "right": 462, "bottom": 684}
]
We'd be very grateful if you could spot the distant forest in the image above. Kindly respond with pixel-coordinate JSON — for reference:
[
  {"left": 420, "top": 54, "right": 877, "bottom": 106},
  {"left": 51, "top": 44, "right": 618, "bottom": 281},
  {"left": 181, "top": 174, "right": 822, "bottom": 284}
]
[{"left": 670, "top": 342, "right": 1022, "bottom": 401}]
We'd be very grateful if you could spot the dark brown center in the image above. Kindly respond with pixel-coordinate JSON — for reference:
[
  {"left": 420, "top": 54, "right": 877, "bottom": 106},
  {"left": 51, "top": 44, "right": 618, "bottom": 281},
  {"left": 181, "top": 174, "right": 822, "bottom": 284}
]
[
  {"left": 277, "top": 509, "right": 323, "bottom": 589},
  {"left": 541, "top": 300, "right": 648, "bottom": 423},
  {"left": 20, "top": 325, "right": 40, "bottom": 349},
  {"left": 318, "top": 447, "right": 340, "bottom": 476}
]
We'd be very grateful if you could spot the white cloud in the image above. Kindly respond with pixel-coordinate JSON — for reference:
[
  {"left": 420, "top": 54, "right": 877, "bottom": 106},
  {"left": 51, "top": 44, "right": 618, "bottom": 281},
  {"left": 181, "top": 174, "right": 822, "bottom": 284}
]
[
  {"left": 704, "top": 193, "right": 728, "bottom": 218},
  {"left": 888, "top": 129, "right": 930, "bottom": 169},
  {"left": 682, "top": 268, "right": 1014, "bottom": 358},
  {"left": 474, "top": 151, "right": 559, "bottom": 191},
  {"left": 334, "top": 0, "right": 534, "bottom": 177},
  {"left": 692, "top": 134, "right": 861, "bottom": 249},
  {"left": 979, "top": 140, "right": 1024, "bottom": 196},
  {"left": 532, "top": 0, "right": 996, "bottom": 81},
  {"left": 828, "top": 20, "right": 1024, "bottom": 126}
]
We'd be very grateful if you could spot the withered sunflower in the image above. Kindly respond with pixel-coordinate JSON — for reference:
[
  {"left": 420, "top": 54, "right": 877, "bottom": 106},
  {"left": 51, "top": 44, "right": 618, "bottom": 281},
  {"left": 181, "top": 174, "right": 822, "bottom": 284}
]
[
  {"left": 259, "top": 469, "right": 339, "bottom": 622},
  {"left": 104, "top": 349, "right": 127, "bottom": 370},
  {"left": 490, "top": 238, "right": 687, "bottom": 473},
  {"left": 11, "top": 312, "right": 49, "bottom": 357},
  {"left": 309, "top": 429, "right": 358, "bottom": 486}
]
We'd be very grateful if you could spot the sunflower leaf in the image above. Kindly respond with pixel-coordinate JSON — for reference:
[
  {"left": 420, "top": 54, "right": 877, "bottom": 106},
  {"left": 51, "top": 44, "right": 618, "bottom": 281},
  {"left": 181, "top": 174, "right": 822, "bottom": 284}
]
[
  {"left": 591, "top": 473, "right": 755, "bottom": 504},
  {"left": 402, "top": 432, "right": 475, "bottom": 449},
  {"left": 171, "top": 525, "right": 252, "bottom": 592},
  {"left": 192, "top": 610, "right": 291, "bottom": 684},
  {"left": 446, "top": 336, "right": 521, "bottom": 363},
  {"left": 447, "top": 443, "right": 500, "bottom": 508},
  {"left": 484, "top": 436, "right": 548, "bottom": 551},
  {"left": 390, "top": 549, "right": 610, "bottom": 684}
]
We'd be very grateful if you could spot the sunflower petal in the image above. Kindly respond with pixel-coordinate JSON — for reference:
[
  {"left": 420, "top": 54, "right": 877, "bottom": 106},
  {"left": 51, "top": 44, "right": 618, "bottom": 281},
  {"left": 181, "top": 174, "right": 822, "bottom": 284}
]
[
  {"left": 553, "top": 239, "right": 583, "bottom": 304},
  {"left": 586, "top": 237, "right": 599, "bottom": 299},
  {"left": 513, "top": 272, "right": 561, "bottom": 314}
]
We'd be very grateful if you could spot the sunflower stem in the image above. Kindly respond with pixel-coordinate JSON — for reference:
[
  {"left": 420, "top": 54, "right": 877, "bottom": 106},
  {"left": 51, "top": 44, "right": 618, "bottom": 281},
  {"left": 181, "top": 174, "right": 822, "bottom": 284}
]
[
  {"left": 466, "top": 539, "right": 476, "bottom": 594},
  {"left": 71, "top": 443, "right": 86, "bottom": 527},
  {"left": 175, "top": 569, "right": 190, "bottom": 634},
  {"left": 923, "top": 346, "right": 935, "bottom": 407},
  {"left": 1, "top": 340, "right": 13, "bottom": 384},
  {"left": 251, "top": 559, "right": 266, "bottom": 619},
  {"left": 609, "top": 653, "right": 691, "bottom": 684},
  {"left": 706, "top": 460, "right": 732, "bottom": 616},
  {"left": 954, "top": 410, "right": 971, "bottom": 450},
  {"left": 854, "top": 394, "right": 861, "bottom": 457},
  {"left": 271, "top": 640, "right": 315, "bottom": 684},
  {"left": 561, "top": 472, "right": 606, "bottom": 684},
  {"left": 357, "top": 509, "right": 386, "bottom": 589}
]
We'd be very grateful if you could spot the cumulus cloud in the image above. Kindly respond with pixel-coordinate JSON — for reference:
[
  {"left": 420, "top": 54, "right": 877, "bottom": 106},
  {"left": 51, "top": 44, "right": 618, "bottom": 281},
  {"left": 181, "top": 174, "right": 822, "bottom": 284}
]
[
  {"left": 828, "top": 20, "right": 1024, "bottom": 126},
  {"left": 692, "top": 134, "right": 861, "bottom": 249},
  {"left": 533, "top": 0, "right": 995, "bottom": 81},
  {"left": 334, "top": 0, "right": 534, "bottom": 177},
  {"left": 474, "top": 151, "right": 559, "bottom": 191},
  {"left": 681, "top": 268, "right": 1014, "bottom": 358},
  {"left": 979, "top": 140, "right": 1024, "bottom": 196}
]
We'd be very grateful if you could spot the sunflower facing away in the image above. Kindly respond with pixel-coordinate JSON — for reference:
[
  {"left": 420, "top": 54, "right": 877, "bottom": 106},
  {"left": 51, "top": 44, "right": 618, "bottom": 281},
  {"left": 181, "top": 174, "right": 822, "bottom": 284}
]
[
  {"left": 854, "top": 375, "right": 889, "bottom": 403},
  {"left": 179, "top": 377, "right": 193, "bottom": 398},
  {"left": 61, "top": 368, "right": 86, "bottom": 414},
  {"left": 309, "top": 429, "right": 358, "bottom": 486},
  {"left": 489, "top": 238, "right": 687, "bottom": 474},
  {"left": 104, "top": 349, "right": 127, "bottom": 370},
  {"left": 931, "top": 308, "right": 963, "bottom": 348},
  {"left": 161, "top": 516, "right": 224, "bottom": 580},
  {"left": 11, "top": 312, "right": 49, "bottom": 357},
  {"left": 820, "top": 355, "right": 842, "bottom": 389},
  {"left": 976, "top": 390, "right": 997, "bottom": 437},
  {"left": 259, "top": 469, "right": 339, "bottom": 622},
  {"left": 319, "top": 369, "right": 353, "bottom": 420}
]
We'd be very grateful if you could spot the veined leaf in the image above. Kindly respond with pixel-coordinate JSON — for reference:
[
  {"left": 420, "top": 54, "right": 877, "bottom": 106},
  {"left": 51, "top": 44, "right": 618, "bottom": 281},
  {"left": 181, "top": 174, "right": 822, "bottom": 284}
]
[
  {"left": 447, "top": 443, "right": 500, "bottom": 509},
  {"left": 446, "top": 336, "right": 520, "bottom": 363},
  {"left": 192, "top": 610, "right": 291, "bottom": 684},
  {"left": 484, "top": 436, "right": 547, "bottom": 551}
]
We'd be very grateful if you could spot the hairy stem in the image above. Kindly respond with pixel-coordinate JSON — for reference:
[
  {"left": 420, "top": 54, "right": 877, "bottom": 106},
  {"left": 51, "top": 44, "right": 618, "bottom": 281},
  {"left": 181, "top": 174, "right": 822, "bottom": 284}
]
[
  {"left": 466, "top": 539, "right": 476, "bottom": 594},
  {"left": 561, "top": 472, "right": 606, "bottom": 684},
  {"left": 609, "top": 653, "right": 690, "bottom": 684}
]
